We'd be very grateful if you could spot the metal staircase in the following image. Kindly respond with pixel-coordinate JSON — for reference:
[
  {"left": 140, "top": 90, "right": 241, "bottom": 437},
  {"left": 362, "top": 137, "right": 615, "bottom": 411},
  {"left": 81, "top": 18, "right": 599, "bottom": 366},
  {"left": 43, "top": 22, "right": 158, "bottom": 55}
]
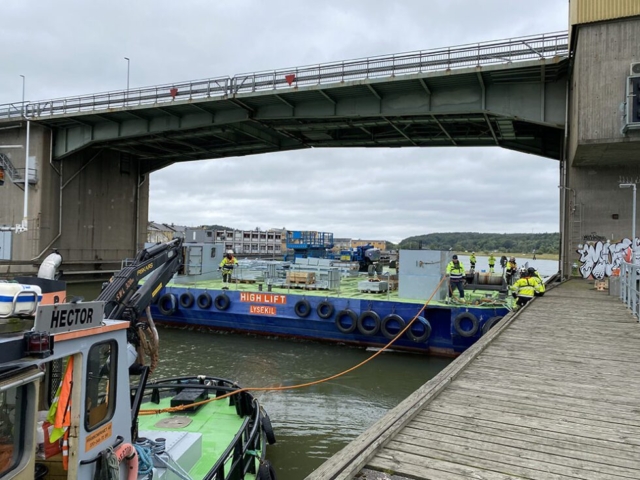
[{"left": 0, "top": 153, "right": 37, "bottom": 188}]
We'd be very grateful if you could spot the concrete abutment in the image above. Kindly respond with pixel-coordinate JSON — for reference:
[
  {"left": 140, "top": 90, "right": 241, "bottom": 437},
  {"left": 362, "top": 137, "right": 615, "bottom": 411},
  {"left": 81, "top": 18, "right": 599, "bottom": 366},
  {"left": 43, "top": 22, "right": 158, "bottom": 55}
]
[
  {"left": 0, "top": 125, "right": 147, "bottom": 275},
  {"left": 562, "top": 15, "right": 640, "bottom": 278}
]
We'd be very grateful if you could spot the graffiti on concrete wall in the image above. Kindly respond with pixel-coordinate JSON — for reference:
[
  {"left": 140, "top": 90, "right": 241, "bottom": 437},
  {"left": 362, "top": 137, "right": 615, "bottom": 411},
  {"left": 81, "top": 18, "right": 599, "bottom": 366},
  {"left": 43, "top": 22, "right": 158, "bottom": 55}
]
[{"left": 576, "top": 238, "right": 638, "bottom": 279}]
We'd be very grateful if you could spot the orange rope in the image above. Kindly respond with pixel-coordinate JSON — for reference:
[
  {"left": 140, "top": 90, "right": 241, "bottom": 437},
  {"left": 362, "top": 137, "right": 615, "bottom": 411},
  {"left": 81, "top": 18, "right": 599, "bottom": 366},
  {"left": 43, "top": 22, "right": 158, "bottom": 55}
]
[{"left": 139, "top": 276, "right": 446, "bottom": 415}]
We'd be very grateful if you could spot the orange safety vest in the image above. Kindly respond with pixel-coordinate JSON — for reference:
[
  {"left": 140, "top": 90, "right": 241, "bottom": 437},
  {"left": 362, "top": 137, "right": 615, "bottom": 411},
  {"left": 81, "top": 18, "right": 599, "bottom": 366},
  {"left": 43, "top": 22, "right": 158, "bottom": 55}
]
[{"left": 48, "top": 356, "right": 74, "bottom": 470}]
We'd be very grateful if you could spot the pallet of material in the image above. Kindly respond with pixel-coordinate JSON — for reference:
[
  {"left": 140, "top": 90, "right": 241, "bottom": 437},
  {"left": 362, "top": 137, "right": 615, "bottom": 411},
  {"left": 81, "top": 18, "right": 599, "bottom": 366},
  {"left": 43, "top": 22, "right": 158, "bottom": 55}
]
[
  {"left": 286, "top": 272, "right": 316, "bottom": 284},
  {"left": 358, "top": 280, "right": 388, "bottom": 293}
]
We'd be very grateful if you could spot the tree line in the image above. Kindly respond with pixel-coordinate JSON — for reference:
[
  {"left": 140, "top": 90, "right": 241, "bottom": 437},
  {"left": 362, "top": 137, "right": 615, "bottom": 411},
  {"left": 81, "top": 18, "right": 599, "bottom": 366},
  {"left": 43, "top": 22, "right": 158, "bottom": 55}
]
[{"left": 392, "top": 232, "right": 560, "bottom": 254}]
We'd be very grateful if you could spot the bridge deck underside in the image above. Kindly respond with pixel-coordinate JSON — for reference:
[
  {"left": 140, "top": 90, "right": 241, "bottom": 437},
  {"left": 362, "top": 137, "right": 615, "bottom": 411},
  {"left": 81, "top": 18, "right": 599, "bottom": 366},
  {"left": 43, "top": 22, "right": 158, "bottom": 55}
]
[{"left": 29, "top": 60, "right": 567, "bottom": 171}]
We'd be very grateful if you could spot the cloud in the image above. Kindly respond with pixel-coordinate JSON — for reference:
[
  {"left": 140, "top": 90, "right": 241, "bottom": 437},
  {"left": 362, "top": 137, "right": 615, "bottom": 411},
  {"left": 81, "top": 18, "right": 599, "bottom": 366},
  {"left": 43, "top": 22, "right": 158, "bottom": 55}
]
[{"left": 0, "top": 0, "right": 568, "bottom": 243}]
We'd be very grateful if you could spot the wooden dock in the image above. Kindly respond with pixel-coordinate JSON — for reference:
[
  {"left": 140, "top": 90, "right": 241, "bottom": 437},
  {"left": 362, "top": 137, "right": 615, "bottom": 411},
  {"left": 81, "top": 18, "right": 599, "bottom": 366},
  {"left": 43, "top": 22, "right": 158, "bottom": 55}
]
[{"left": 307, "top": 279, "right": 640, "bottom": 479}]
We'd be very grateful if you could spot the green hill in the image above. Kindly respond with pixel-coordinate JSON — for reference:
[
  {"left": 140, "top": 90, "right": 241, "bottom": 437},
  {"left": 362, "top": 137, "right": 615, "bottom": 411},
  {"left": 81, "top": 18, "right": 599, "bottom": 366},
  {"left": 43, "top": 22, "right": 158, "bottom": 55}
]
[{"left": 398, "top": 232, "right": 559, "bottom": 254}]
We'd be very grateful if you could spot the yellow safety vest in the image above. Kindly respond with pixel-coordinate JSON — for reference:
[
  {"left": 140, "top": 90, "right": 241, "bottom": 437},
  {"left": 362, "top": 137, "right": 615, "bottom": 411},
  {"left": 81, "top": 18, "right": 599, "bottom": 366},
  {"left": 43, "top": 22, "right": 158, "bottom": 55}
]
[
  {"left": 510, "top": 276, "right": 541, "bottom": 298},
  {"left": 446, "top": 261, "right": 465, "bottom": 280}
]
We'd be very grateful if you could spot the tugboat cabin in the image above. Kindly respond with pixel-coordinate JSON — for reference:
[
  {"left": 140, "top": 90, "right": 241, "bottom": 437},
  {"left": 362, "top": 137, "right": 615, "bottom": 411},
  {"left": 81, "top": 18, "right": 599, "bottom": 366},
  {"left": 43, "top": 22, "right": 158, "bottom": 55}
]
[{"left": 1, "top": 301, "right": 136, "bottom": 479}]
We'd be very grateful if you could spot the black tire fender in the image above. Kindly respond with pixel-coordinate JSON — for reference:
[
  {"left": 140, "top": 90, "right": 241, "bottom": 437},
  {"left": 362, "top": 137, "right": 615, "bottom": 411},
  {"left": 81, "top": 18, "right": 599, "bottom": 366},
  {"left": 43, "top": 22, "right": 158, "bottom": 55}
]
[
  {"left": 453, "top": 312, "right": 479, "bottom": 338},
  {"left": 294, "top": 299, "right": 311, "bottom": 318},
  {"left": 214, "top": 294, "right": 230, "bottom": 311},
  {"left": 407, "top": 316, "right": 431, "bottom": 343},
  {"left": 257, "top": 460, "right": 277, "bottom": 480},
  {"left": 196, "top": 292, "right": 212, "bottom": 310},
  {"left": 179, "top": 292, "right": 194, "bottom": 309},
  {"left": 158, "top": 293, "right": 177, "bottom": 316},
  {"left": 262, "top": 412, "right": 277, "bottom": 445},
  {"left": 380, "top": 314, "right": 405, "bottom": 339},
  {"left": 316, "top": 300, "right": 335, "bottom": 319},
  {"left": 335, "top": 309, "right": 358, "bottom": 334},
  {"left": 357, "top": 310, "right": 381, "bottom": 336},
  {"left": 482, "top": 316, "right": 503, "bottom": 335}
]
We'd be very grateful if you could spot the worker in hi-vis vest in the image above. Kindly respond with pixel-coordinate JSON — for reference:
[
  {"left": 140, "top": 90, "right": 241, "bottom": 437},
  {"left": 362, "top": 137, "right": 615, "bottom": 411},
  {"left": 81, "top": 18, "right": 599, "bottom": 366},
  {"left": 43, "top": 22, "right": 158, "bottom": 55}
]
[
  {"left": 510, "top": 267, "right": 542, "bottom": 309},
  {"left": 446, "top": 254, "right": 465, "bottom": 300},
  {"left": 488, "top": 254, "right": 496, "bottom": 273},
  {"left": 219, "top": 250, "right": 238, "bottom": 284},
  {"left": 505, "top": 257, "right": 517, "bottom": 285}
]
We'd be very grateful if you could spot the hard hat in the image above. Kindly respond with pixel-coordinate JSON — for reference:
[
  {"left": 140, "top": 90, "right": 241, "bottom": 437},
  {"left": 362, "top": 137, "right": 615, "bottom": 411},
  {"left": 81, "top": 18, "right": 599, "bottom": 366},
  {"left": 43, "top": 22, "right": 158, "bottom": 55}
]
[
  {"left": 527, "top": 267, "right": 536, "bottom": 275},
  {"left": 226, "top": 249, "right": 234, "bottom": 255},
  {"left": 510, "top": 257, "right": 516, "bottom": 261}
]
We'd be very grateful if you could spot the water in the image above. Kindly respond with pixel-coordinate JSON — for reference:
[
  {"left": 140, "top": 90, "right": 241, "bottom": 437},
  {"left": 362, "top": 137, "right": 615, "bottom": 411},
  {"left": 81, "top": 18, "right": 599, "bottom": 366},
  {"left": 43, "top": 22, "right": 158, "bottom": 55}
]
[
  {"left": 67, "top": 282, "right": 453, "bottom": 479},
  {"left": 153, "top": 330, "right": 451, "bottom": 478}
]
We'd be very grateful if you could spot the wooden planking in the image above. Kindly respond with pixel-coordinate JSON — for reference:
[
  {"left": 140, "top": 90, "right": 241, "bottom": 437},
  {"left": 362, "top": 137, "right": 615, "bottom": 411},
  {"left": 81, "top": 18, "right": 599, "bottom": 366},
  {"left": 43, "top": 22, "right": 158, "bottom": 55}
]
[
  {"left": 304, "top": 276, "right": 536, "bottom": 480},
  {"left": 385, "top": 432, "right": 637, "bottom": 479},
  {"left": 408, "top": 418, "right": 640, "bottom": 468},
  {"left": 308, "top": 279, "right": 640, "bottom": 479},
  {"left": 418, "top": 410, "right": 640, "bottom": 459},
  {"left": 364, "top": 280, "right": 640, "bottom": 478}
]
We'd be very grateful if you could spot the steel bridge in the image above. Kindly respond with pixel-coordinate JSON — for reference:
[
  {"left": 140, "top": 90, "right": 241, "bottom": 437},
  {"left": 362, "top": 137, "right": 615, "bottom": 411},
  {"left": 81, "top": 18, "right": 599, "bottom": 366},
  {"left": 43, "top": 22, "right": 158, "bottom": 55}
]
[{"left": 0, "top": 32, "right": 568, "bottom": 172}]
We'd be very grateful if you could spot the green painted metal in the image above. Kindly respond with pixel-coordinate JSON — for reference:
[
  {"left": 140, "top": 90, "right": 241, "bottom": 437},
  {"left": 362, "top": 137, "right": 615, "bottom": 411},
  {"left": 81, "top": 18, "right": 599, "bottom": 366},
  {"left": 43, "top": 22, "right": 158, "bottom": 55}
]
[
  {"left": 173, "top": 274, "right": 511, "bottom": 308},
  {"left": 137, "top": 396, "right": 258, "bottom": 479}
]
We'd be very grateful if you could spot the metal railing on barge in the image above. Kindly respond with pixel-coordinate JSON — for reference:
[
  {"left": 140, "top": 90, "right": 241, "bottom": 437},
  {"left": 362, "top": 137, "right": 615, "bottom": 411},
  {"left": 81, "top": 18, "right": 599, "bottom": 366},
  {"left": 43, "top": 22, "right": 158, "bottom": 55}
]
[{"left": 0, "top": 32, "right": 568, "bottom": 120}]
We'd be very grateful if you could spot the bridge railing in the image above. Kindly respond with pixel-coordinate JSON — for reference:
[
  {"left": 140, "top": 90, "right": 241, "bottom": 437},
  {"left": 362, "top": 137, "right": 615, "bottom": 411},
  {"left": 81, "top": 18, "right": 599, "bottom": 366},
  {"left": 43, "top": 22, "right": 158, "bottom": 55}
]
[
  {"left": 0, "top": 31, "right": 568, "bottom": 120},
  {"left": 619, "top": 261, "right": 640, "bottom": 319},
  {"left": 231, "top": 32, "right": 568, "bottom": 94},
  {"left": 0, "top": 77, "right": 232, "bottom": 120}
]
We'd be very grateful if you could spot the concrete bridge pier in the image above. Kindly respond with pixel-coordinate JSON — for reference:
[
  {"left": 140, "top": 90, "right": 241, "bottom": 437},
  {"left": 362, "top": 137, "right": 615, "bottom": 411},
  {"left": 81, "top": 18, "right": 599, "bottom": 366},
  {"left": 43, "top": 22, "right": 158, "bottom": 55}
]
[
  {"left": 0, "top": 124, "right": 148, "bottom": 275},
  {"left": 561, "top": 7, "right": 640, "bottom": 279}
]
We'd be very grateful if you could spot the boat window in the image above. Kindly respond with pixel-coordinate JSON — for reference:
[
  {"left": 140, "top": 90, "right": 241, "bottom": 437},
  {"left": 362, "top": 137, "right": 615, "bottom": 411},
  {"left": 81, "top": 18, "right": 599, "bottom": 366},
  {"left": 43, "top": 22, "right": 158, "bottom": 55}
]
[
  {"left": 85, "top": 341, "right": 117, "bottom": 431},
  {"left": 44, "top": 358, "right": 64, "bottom": 409},
  {"left": 210, "top": 247, "right": 216, "bottom": 258},
  {"left": 0, "top": 385, "right": 25, "bottom": 476}
]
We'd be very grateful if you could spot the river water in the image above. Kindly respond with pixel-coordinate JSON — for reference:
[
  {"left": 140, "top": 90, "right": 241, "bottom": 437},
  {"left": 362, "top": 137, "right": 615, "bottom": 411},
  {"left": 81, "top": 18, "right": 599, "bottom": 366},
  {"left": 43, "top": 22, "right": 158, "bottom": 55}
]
[
  {"left": 68, "top": 282, "right": 452, "bottom": 479},
  {"left": 68, "top": 257, "right": 557, "bottom": 478}
]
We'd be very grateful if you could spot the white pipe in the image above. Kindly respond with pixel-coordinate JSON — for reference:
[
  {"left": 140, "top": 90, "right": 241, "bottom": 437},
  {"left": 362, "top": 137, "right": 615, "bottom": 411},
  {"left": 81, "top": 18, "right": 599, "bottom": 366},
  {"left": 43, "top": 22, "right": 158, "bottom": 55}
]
[{"left": 23, "top": 120, "right": 30, "bottom": 223}]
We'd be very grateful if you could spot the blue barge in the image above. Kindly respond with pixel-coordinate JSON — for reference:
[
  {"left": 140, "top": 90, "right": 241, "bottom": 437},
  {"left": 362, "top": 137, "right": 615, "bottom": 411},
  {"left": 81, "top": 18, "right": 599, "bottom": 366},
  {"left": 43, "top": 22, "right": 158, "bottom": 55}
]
[{"left": 149, "top": 246, "right": 512, "bottom": 357}]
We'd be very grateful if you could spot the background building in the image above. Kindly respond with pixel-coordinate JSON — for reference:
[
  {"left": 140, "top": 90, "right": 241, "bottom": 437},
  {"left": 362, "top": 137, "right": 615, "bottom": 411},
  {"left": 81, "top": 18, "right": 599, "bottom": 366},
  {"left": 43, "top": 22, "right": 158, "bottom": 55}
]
[{"left": 350, "top": 239, "right": 387, "bottom": 251}]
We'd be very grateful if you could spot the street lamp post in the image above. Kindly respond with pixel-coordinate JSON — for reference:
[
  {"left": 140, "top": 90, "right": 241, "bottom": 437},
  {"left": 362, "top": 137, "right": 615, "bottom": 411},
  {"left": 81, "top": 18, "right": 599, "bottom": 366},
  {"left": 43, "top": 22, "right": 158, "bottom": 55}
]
[
  {"left": 620, "top": 183, "right": 637, "bottom": 313},
  {"left": 124, "top": 57, "right": 130, "bottom": 91},
  {"left": 20, "top": 75, "right": 25, "bottom": 116}
]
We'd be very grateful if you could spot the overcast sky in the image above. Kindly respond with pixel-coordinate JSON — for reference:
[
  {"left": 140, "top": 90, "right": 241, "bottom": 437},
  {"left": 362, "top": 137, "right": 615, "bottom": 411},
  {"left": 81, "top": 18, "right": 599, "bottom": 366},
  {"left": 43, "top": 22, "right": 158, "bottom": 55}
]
[{"left": 0, "top": 1, "right": 568, "bottom": 243}]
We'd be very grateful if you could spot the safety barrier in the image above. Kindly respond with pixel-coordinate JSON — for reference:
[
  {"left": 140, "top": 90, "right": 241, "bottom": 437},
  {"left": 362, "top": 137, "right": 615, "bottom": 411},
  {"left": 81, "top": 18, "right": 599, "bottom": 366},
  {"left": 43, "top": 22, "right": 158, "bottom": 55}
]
[{"left": 619, "top": 260, "right": 640, "bottom": 319}]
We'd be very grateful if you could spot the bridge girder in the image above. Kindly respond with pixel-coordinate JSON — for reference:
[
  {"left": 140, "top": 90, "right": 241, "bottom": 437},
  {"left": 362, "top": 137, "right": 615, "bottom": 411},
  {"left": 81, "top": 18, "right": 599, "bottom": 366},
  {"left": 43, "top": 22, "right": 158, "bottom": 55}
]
[{"left": 21, "top": 58, "right": 568, "bottom": 172}]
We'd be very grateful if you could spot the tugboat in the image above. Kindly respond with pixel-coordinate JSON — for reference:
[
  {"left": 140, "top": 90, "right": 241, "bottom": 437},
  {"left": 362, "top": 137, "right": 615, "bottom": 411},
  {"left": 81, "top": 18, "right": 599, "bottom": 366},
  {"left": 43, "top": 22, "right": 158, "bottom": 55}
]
[{"left": 0, "top": 238, "right": 276, "bottom": 480}]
